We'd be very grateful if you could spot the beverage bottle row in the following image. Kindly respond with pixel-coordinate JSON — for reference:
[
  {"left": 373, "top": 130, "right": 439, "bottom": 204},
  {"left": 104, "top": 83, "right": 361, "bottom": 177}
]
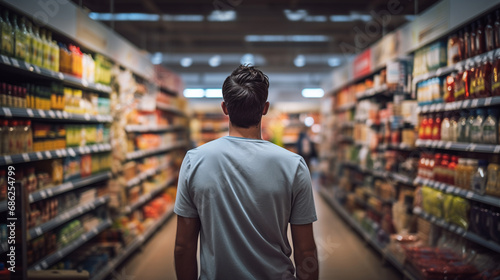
[{"left": 0, "top": 119, "right": 32, "bottom": 156}]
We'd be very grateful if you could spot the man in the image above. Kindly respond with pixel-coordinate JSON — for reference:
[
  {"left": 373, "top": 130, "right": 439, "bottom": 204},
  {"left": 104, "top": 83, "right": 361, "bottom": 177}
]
[{"left": 174, "top": 65, "right": 318, "bottom": 280}]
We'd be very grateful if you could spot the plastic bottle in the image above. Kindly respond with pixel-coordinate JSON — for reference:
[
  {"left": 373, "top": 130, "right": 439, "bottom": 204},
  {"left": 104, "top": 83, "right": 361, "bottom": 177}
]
[
  {"left": 471, "top": 160, "right": 488, "bottom": 195},
  {"left": 463, "top": 64, "right": 471, "bottom": 99},
  {"left": 455, "top": 66, "right": 466, "bottom": 100},
  {"left": 40, "top": 29, "right": 50, "bottom": 69},
  {"left": 465, "top": 159, "right": 479, "bottom": 190},
  {"left": 13, "top": 14, "right": 25, "bottom": 61},
  {"left": 483, "top": 109, "right": 498, "bottom": 144},
  {"left": 448, "top": 33, "right": 460, "bottom": 65},
  {"left": 450, "top": 113, "right": 458, "bottom": 142},
  {"left": 441, "top": 112, "right": 451, "bottom": 141},
  {"left": 52, "top": 39, "right": 59, "bottom": 72},
  {"left": 486, "top": 155, "right": 500, "bottom": 197},
  {"left": 445, "top": 74, "right": 455, "bottom": 102},
  {"left": 480, "top": 53, "right": 493, "bottom": 97},
  {"left": 425, "top": 114, "right": 434, "bottom": 140},
  {"left": 33, "top": 25, "right": 43, "bottom": 67},
  {"left": 471, "top": 109, "right": 486, "bottom": 143},
  {"left": 492, "top": 50, "right": 500, "bottom": 96},
  {"left": 432, "top": 113, "right": 442, "bottom": 140},
  {"left": 455, "top": 158, "right": 467, "bottom": 188},
  {"left": 24, "top": 120, "right": 32, "bottom": 153},
  {"left": 465, "top": 109, "right": 477, "bottom": 142},
  {"left": 434, "top": 153, "right": 443, "bottom": 182}
]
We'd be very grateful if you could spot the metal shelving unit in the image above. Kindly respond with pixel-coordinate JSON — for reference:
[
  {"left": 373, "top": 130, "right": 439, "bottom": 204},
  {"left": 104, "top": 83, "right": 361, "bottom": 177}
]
[
  {"left": 122, "top": 176, "right": 176, "bottom": 215},
  {"left": 125, "top": 124, "right": 185, "bottom": 133},
  {"left": 125, "top": 141, "right": 187, "bottom": 161},
  {"left": 0, "top": 143, "right": 112, "bottom": 166},
  {"left": 415, "top": 139, "right": 500, "bottom": 153},
  {"left": 0, "top": 107, "right": 113, "bottom": 123}
]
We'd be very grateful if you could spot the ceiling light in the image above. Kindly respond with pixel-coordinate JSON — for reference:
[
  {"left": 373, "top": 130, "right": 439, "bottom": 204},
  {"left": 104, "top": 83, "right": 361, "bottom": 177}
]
[
  {"left": 162, "top": 15, "right": 204, "bottom": 21},
  {"left": 330, "top": 14, "right": 371, "bottom": 22},
  {"left": 208, "top": 10, "right": 236, "bottom": 21},
  {"left": 245, "top": 35, "right": 329, "bottom": 42},
  {"left": 180, "top": 57, "right": 193, "bottom": 67},
  {"left": 304, "top": 15, "right": 327, "bottom": 22},
  {"left": 328, "top": 57, "right": 341, "bottom": 67},
  {"left": 183, "top": 89, "right": 205, "bottom": 98},
  {"left": 151, "top": 52, "right": 162, "bottom": 65},
  {"left": 240, "top": 54, "right": 254, "bottom": 66},
  {"left": 209, "top": 55, "right": 221, "bottom": 67},
  {"left": 294, "top": 55, "right": 306, "bottom": 67},
  {"left": 284, "top": 9, "right": 308, "bottom": 21},
  {"left": 304, "top": 117, "right": 315, "bottom": 127},
  {"left": 302, "top": 88, "right": 324, "bottom": 98},
  {"left": 89, "top": 13, "right": 160, "bottom": 21},
  {"left": 205, "top": 89, "right": 223, "bottom": 98}
]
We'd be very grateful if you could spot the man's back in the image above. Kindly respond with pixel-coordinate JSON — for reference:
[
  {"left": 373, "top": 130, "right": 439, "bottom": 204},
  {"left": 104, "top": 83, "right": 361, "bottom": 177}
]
[{"left": 174, "top": 136, "right": 317, "bottom": 279}]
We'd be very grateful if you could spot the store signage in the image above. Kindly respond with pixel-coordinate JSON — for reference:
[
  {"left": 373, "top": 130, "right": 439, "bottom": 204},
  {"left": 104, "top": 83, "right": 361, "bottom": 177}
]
[{"left": 353, "top": 49, "right": 371, "bottom": 79}]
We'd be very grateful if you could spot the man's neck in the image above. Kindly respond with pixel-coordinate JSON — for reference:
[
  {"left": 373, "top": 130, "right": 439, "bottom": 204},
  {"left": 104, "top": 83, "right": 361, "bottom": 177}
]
[{"left": 228, "top": 122, "right": 262, "bottom": 139}]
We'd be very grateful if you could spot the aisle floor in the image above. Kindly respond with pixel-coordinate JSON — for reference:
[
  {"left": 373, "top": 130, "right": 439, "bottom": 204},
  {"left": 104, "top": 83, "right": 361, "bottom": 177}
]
[{"left": 119, "top": 188, "right": 402, "bottom": 280}]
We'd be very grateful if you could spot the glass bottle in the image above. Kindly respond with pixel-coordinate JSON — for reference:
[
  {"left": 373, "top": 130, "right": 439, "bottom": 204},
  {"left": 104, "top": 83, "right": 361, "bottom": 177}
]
[
  {"left": 471, "top": 22, "right": 478, "bottom": 57},
  {"left": 458, "top": 29, "right": 465, "bottom": 61},
  {"left": 448, "top": 33, "right": 460, "bottom": 66},
  {"left": 464, "top": 25, "right": 472, "bottom": 59},
  {"left": 483, "top": 109, "right": 498, "bottom": 144},
  {"left": 24, "top": 120, "right": 32, "bottom": 152},
  {"left": 1, "top": 9, "right": 13, "bottom": 57},
  {"left": 463, "top": 63, "right": 471, "bottom": 99},
  {"left": 455, "top": 158, "right": 466, "bottom": 188},
  {"left": 25, "top": 19, "right": 35, "bottom": 64},
  {"left": 12, "top": 14, "right": 23, "bottom": 61},
  {"left": 52, "top": 39, "right": 59, "bottom": 72},
  {"left": 496, "top": 10, "right": 500, "bottom": 49},
  {"left": 455, "top": 66, "right": 466, "bottom": 100},
  {"left": 471, "top": 109, "right": 485, "bottom": 143},
  {"left": 440, "top": 154, "right": 450, "bottom": 184},
  {"left": 465, "top": 159, "right": 478, "bottom": 190},
  {"left": 482, "top": 53, "right": 493, "bottom": 97},
  {"left": 476, "top": 19, "right": 486, "bottom": 55},
  {"left": 448, "top": 156, "right": 458, "bottom": 185},
  {"left": 493, "top": 50, "right": 500, "bottom": 96},
  {"left": 471, "top": 160, "right": 488, "bottom": 195},
  {"left": 486, "top": 13, "right": 495, "bottom": 52},
  {"left": 469, "top": 61, "right": 477, "bottom": 99},
  {"left": 434, "top": 153, "right": 443, "bottom": 182},
  {"left": 425, "top": 114, "right": 434, "bottom": 140},
  {"left": 40, "top": 29, "right": 50, "bottom": 69},
  {"left": 46, "top": 31, "right": 53, "bottom": 70},
  {"left": 33, "top": 25, "right": 43, "bottom": 67},
  {"left": 445, "top": 74, "right": 455, "bottom": 102}
]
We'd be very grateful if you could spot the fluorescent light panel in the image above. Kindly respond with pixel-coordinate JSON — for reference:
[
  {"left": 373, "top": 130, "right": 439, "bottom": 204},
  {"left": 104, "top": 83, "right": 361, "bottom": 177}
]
[
  {"left": 245, "top": 35, "right": 329, "bottom": 42},
  {"left": 183, "top": 89, "right": 205, "bottom": 98},
  {"left": 88, "top": 13, "right": 204, "bottom": 22},
  {"left": 205, "top": 89, "right": 223, "bottom": 98},
  {"left": 302, "top": 88, "right": 324, "bottom": 98}
]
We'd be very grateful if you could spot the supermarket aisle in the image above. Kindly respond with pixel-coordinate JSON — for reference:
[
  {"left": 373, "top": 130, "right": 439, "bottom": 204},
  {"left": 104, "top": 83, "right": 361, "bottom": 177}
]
[{"left": 120, "top": 188, "right": 401, "bottom": 280}]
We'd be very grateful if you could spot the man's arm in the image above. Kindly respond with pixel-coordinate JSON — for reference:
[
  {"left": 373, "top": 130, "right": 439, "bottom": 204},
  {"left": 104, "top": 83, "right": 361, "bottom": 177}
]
[
  {"left": 175, "top": 215, "right": 201, "bottom": 280},
  {"left": 291, "top": 223, "right": 318, "bottom": 280}
]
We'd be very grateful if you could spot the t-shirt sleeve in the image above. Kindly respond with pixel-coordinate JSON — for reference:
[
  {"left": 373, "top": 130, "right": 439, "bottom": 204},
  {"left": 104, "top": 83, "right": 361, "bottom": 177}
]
[
  {"left": 289, "top": 157, "right": 317, "bottom": 225},
  {"left": 174, "top": 152, "right": 199, "bottom": 218}
]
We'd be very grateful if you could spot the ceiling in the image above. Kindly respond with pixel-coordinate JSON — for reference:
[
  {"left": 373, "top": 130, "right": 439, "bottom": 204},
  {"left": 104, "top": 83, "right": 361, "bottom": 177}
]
[{"left": 72, "top": 0, "right": 440, "bottom": 102}]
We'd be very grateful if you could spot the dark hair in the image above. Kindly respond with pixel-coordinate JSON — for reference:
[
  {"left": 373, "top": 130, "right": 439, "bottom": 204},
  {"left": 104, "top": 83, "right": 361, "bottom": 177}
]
[{"left": 222, "top": 65, "right": 269, "bottom": 128}]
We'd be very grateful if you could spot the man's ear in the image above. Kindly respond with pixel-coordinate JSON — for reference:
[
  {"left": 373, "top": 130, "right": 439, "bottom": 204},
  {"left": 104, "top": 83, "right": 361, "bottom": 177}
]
[
  {"left": 221, "top": 101, "right": 229, "bottom": 115},
  {"left": 262, "top": 101, "right": 270, "bottom": 115}
]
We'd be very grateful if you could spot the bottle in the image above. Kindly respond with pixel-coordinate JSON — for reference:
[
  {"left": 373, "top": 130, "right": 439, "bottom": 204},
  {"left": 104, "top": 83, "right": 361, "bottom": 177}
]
[
  {"left": 52, "top": 39, "right": 59, "bottom": 72},
  {"left": 487, "top": 155, "right": 500, "bottom": 197},
  {"left": 450, "top": 113, "right": 458, "bottom": 142},
  {"left": 26, "top": 19, "right": 35, "bottom": 64},
  {"left": 6, "top": 84, "right": 12, "bottom": 107},
  {"left": 445, "top": 74, "right": 455, "bottom": 102},
  {"left": 448, "top": 33, "right": 460, "bottom": 66},
  {"left": 464, "top": 25, "right": 472, "bottom": 59},
  {"left": 0, "top": 120, "right": 7, "bottom": 155},
  {"left": 448, "top": 156, "right": 458, "bottom": 185},
  {"left": 33, "top": 25, "right": 43, "bottom": 67},
  {"left": 46, "top": 31, "right": 54, "bottom": 70},
  {"left": 434, "top": 153, "right": 443, "bottom": 182},
  {"left": 486, "top": 13, "right": 495, "bottom": 52},
  {"left": 496, "top": 10, "right": 500, "bottom": 49},
  {"left": 1, "top": 9, "right": 13, "bottom": 56},
  {"left": 12, "top": 14, "right": 24, "bottom": 61},
  {"left": 23, "top": 120, "right": 32, "bottom": 152},
  {"left": 465, "top": 109, "right": 477, "bottom": 142},
  {"left": 493, "top": 50, "right": 500, "bottom": 96},
  {"left": 483, "top": 109, "right": 498, "bottom": 144},
  {"left": 40, "top": 29, "right": 50, "bottom": 69},
  {"left": 476, "top": 19, "right": 486, "bottom": 55},
  {"left": 441, "top": 112, "right": 451, "bottom": 141},
  {"left": 471, "top": 109, "right": 486, "bottom": 143},
  {"left": 20, "top": 17, "right": 29, "bottom": 61},
  {"left": 458, "top": 29, "right": 465, "bottom": 61},
  {"left": 469, "top": 61, "right": 477, "bottom": 99},
  {"left": 429, "top": 155, "right": 436, "bottom": 180},
  {"left": 463, "top": 64, "right": 471, "bottom": 99},
  {"left": 440, "top": 154, "right": 450, "bottom": 184},
  {"left": 0, "top": 83, "right": 6, "bottom": 106},
  {"left": 481, "top": 53, "right": 493, "bottom": 97},
  {"left": 455, "top": 158, "right": 467, "bottom": 188},
  {"left": 6, "top": 120, "right": 16, "bottom": 154},
  {"left": 455, "top": 66, "right": 466, "bottom": 100},
  {"left": 471, "top": 160, "right": 488, "bottom": 195},
  {"left": 0, "top": 119, "right": 3, "bottom": 155},
  {"left": 425, "top": 114, "right": 434, "bottom": 140},
  {"left": 471, "top": 22, "right": 477, "bottom": 57},
  {"left": 464, "top": 159, "right": 478, "bottom": 190},
  {"left": 433, "top": 113, "right": 442, "bottom": 140}
]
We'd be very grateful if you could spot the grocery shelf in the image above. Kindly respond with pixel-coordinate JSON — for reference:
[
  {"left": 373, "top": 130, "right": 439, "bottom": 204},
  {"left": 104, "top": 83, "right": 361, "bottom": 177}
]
[
  {"left": 126, "top": 163, "right": 169, "bottom": 189},
  {"left": 0, "top": 107, "right": 113, "bottom": 123},
  {"left": 387, "top": 143, "right": 415, "bottom": 151},
  {"left": 413, "top": 48, "right": 498, "bottom": 85},
  {"left": 0, "top": 54, "right": 111, "bottom": 94},
  {"left": 201, "top": 127, "right": 229, "bottom": 133},
  {"left": 125, "top": 141, "right": 187, "bottom": 161},
  {"left": 125, "top": 124, "right": 185, "bottom": 133},
  {"left": 91, "top": 207, "right": 175, "bottom": 280},
  {"left": 335, "top": 102, "right": 356, "bottom": 112},
  {"left": 29, "top": 171, "right": 112, "bottom": 204},
  {"left": 319, "top": 187, "right": 419, "bottom": 280},
  {"left": 0, "top": 143, "right": 112, "bottom": 166},
  {"left": 159, "top": 86, "right": 178, "bottom": 97},
  {"left": 122, "top": 176, "right": 176, "bottom": 215},
  {"left": 413, "top": 207, "right": 500, "bottom": 254},
  {"left": 356, "top": 84, "right": 389, "bottom": 100},
  {"left": 415, "top": 139, "right": 500, "bottom": 153},
  {"left": 341, "top": 162, "right": 415, "bottom": 186},
  {"left": 417, "top": 96, "right": 500, "bottom": 114},
  {"left": 414, "top": 177, "right": 500, "bottom": 208},
  {"left": 156, "top": 102, "right": 187, "bottom": 117},
  {"left": 29, "top": 218, "right": 112, "bottom": 271},
  {"left": 28, "top": 196, "right": 110, "bottom": 241}
]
